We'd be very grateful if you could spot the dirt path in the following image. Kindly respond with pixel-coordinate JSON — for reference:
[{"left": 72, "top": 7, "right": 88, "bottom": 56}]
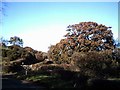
[{"left": 1, "top": 74, "right": 46, "bottom": 90}]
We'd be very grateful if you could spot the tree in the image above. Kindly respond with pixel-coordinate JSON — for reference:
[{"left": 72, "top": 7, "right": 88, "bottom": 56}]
[
  {"left": 0, "top": 36, "right": 23, "bottom": 47},
  {"left": 9, "top": 36, "right": 23, "bottom": 47},
  {"left": 64, "top": 22, "right": 115, "bottom": 51},
  {"left": 48, "top": 22, "right": 116, "bottom": 63}
]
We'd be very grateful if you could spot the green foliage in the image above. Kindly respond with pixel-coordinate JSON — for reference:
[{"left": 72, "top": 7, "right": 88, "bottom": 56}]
[
  {"left": 5, "top": 45, "right": 23, "bottom": 61},
  {"left": 7, "top": 49, "right": 21, "bottom": 61},
  {"left": 2, "top": 48, "right": 9, "bottom": 57},
  {"left": 2, "top": 45, "right": 38, "bottom": 63}
]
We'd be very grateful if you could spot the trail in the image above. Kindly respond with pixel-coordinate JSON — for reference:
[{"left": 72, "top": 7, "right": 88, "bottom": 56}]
[{"left": 1, "top": 74, "right": 46, "bottom": 90}]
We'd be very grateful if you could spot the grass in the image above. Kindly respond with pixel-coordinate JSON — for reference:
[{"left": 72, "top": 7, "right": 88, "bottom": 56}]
[
  {"left": 107, "top": 78, "right": 120, "bottom": 80},
  {"left": 15, "top": 70, "right": 78, "bottom": 88},
  {"left": 26, "top": 75, "right": 54, "bottom": 81},
  {"left": 26, "top": 75, "right": 74, "bottom": 88}
]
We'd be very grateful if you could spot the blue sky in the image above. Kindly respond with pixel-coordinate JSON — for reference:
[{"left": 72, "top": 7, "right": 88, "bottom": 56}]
[{"left": 2, "top": 2, "right": 118, "bottom": 52}]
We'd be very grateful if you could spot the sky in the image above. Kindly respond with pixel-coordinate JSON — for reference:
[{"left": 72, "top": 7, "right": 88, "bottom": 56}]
[{"left": 1, "top": 2, "right": 118, "bottom": 52}]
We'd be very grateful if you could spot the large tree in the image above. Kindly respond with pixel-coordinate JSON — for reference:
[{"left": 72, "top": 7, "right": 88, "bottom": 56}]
[
  {"left": 48, "top": 22, "right": 115, "bottom": 63},
  {"left": 64, "top": 22, "right": 115, "bottom": 51}
]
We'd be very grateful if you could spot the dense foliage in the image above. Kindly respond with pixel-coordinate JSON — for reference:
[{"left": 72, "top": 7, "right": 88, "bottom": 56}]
[
  {"left": 1, "top": 38, "right": 48, "bottom": 73},
  {"left": 72, "top": 49, "right": 120, "bottom": 78},
  {"left": 1, "top": 22, "right": 120, "bottom": 89},
  {"left": 48, "top": 22, "right": 120, "bottom": 78},
  {"left": 48, "top": 22, "right": 116, "bottom": 64}
]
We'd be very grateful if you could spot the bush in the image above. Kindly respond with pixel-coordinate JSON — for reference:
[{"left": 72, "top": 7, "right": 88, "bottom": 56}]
[
  {"left": 2, "top": 64, "right": 24, "bottom": 73},
  {"left": 71, "top": 50, "right": 120, "bottom": 78},
  {"left": 7, "top": 49, "right": 21, "bottom": 61},
  {"left": 2, "top": 49, "right": 9, "bottom": 57}
]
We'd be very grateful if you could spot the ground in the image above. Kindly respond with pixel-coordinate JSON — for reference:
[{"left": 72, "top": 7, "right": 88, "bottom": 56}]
[{"left": 1, "top": 73, "right": 46, "bottom": 90}]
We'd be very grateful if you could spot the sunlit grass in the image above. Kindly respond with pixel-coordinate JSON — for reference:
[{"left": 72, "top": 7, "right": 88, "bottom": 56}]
[
  {"left": 26, "top": 75, "right": 54, "bottom": 81},
  {"left": 108, "top": 78, "right": 120, "bottom": 80}
]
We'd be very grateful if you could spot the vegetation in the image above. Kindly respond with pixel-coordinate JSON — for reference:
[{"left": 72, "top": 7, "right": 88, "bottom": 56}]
[
  {"left": 1, "top": 36, "right": 47, "bottom": 73},
  {"left": 1, "top": 36, "right": 23, "bottom": 47},
  {"left": 48, "top": 22, "right": 116, "bottom": 63},
  {"left": 48, "top": 22, "right": 120, "bottom": 78},
  {"left": 1, "top": 22, "right": 120, "bottom": 89},
  {"left": 72, "top": 50, "right": 120, "bottom": 78}
]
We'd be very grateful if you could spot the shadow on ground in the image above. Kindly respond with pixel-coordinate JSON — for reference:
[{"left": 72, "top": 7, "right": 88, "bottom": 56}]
[
  {"left": 1, "top": 74, "right": 46, "bottom": 90},
  {"left": 1, "top": 71, "right": 120, "bottom": 90},
  {"left": 87, "top": 78, "right": 120, "bottom": 90}
]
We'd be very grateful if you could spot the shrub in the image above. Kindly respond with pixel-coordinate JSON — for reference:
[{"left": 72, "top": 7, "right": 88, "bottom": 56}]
[
  {"left": 2, "top": 49, "right": 9, "bottom": 57},
  {"left": 71, "top": 50, "right": 120, "bottom": 78},
  {"left": 2, "top": 64, "right": 24, "bottom": 73},
  {"left": 7, "top": 49, "right": 21, "bottom": 61}
]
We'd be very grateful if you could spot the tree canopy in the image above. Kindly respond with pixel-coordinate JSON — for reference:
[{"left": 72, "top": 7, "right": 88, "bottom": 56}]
[
  {"left": 48, "top": 22, "right": 116, "bottom": 63},
  {"left": 9, "top": 36, "right": 23, "bottom": 47},
  {"left": 1, "top": 36, "right": 23, "bottom": 47},
  {"left": 64, "top": 21, "right": 115, "bottom": 51}
]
